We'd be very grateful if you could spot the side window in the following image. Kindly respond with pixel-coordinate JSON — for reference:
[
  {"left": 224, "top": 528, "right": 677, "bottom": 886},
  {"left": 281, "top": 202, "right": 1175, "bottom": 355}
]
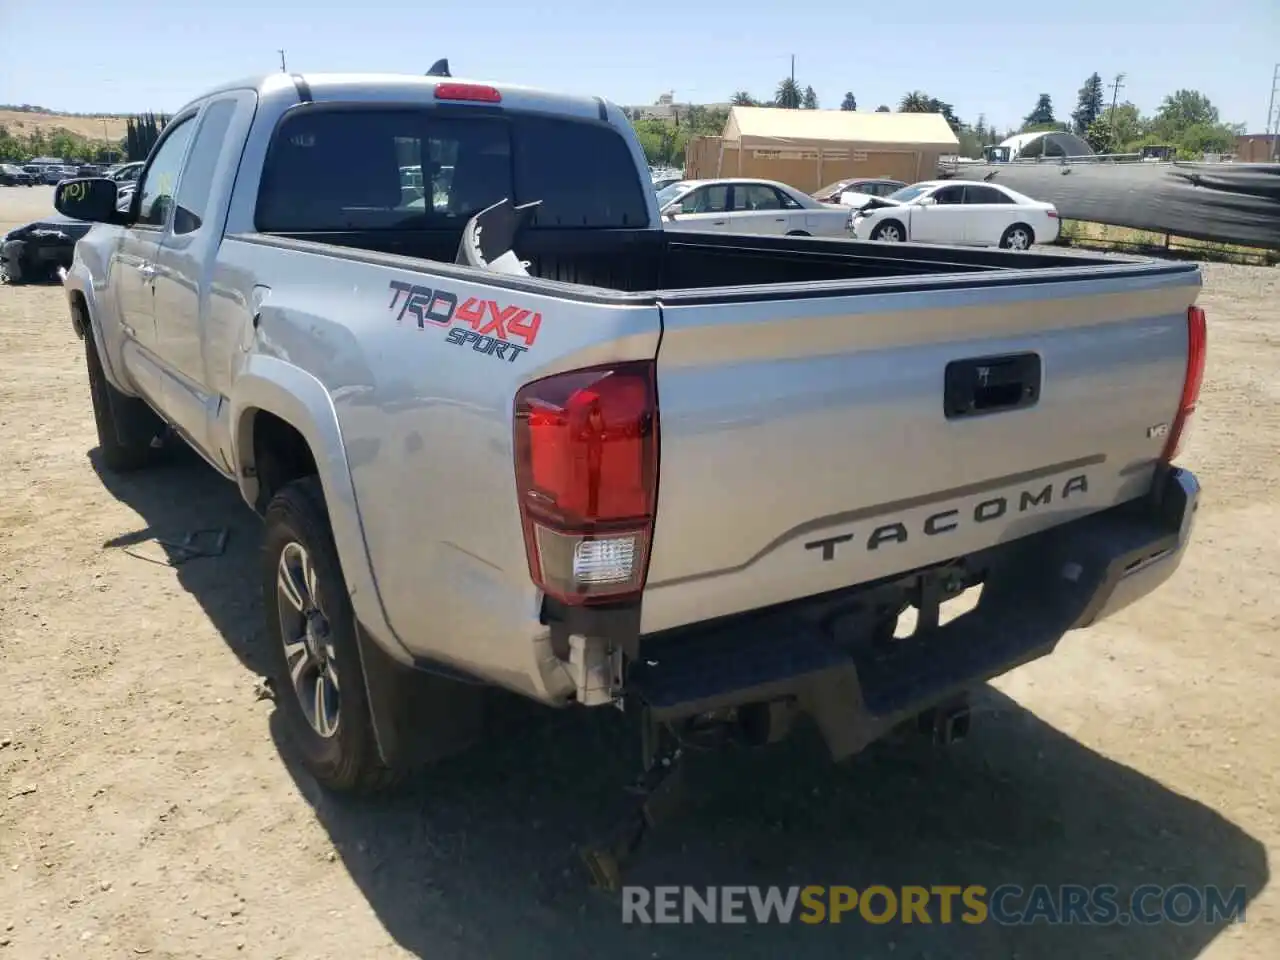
[
  {"left": 775, "top": 187, "right": 802, "bottom": 209},
  {"left": 135, "top": 117, "right": 196, "bottom": 228},
  {"left": 172, "top": 99, "right": 238, "bottom": 235},
  {"left": 963, "top": 186, "right": 1007, "bottom": 205},
  {"left": 933, "top": 186, "right": 965, "bottom": 205},
  {"left": 733, "top": 184, "right": 781, "bottom": 211},
  {"left": 682, "top": 185, "right": 728, "bottom": 214}
]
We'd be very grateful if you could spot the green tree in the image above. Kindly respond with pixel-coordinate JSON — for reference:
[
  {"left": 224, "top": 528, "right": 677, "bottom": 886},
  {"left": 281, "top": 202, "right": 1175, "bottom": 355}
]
[
  {"left": 1023, "top": 93, "right": 1056, "bottom": 129},
  {"left": 802, "top": 86, "right": 818, "bottom": 110},
  {"left": 1106, "top": 101, "right": 1146, "bottom": 149},
  {"left": 1084, "top": 117, "right": 1117, "bottom": 153},
  {"left": 899, "top": 91, "right": 931, "bottom": 112},
  {"left": 1154, "top": 89, "right": 1219, "bottom": 131},
  {"left": 775, "top": 77, "right": 801, "bottom": 109},
  {"left": 1072, "top": 73, "right": 1104, "bottom": 135},
  {"left": 840, "top": 91, "right": 856, "bottom": 111},
  {"left": 730, "top": 91, "right": 756, "bottom": 106},
  {"left": 875, "top": 105, "right": 890, "bottom": 113},
  {"left": 898, "top": 92, "right": 961, "bottom": 133}
]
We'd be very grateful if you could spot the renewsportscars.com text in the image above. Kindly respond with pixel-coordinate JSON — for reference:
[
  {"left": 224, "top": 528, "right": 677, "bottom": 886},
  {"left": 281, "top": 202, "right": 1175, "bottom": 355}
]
[{"left": 621, "top": 884, "right": 1247, "bottom": 926}]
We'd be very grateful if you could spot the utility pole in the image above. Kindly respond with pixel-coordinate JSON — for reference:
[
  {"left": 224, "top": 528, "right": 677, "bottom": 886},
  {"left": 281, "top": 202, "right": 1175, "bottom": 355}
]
[
  {"left": 278, "top": 49, "right": 287, "bottom": 73},
  {"left": 1108, "top": 72, "right": 1126, "bottom": 142},
  {"left": 790, "top": 54, "right": 795, "bottom": 85},
  {"left": 1266, "top": 62, "right": 1279, "bottom": 160}
]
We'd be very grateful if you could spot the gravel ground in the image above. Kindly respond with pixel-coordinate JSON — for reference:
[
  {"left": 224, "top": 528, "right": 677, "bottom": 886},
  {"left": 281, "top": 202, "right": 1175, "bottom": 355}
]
[{"left": 0, "top": 185, "right": 1276, "bottom": 959}]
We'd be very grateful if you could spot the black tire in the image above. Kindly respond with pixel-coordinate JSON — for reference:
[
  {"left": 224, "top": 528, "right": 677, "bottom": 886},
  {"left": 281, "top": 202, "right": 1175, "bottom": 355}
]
[
  {"left": 0, "top": 241, "right": 25, "bottom": 284},
  {"left": 1000, "top": 223, "right": 1035, "bottom": 250},
  {"left": 263, "top": 477, "right": 397, "bottom": 793},
  {"left": 785, "top": 230, "right": 811, "bottom": 237},
  {"left": 84, "top": 336, "right": 163, "bottom": 472},
  {"left": 871, "top": 220, "right": 906, "bottom": 242}
]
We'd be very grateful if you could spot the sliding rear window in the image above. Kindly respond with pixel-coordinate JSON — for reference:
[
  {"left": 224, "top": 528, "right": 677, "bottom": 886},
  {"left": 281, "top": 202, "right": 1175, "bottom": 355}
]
[{"left": 255, "top": 106, "right": 648, "bottom": 232}]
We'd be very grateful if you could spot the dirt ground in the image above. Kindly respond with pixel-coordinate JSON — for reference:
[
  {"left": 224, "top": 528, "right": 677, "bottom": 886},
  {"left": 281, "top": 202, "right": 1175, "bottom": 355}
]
[{"left": 0, "top": 185, "right": 1276, "bottom": 959}]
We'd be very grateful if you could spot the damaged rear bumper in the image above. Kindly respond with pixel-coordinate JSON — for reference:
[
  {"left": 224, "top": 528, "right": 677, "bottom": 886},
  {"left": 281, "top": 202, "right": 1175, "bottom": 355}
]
[{"left": 619, "top": 466, "right": 1200, "bottom": 760}]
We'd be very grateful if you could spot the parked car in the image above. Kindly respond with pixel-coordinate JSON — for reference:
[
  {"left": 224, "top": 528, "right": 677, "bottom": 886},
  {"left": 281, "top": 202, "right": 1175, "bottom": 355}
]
[
  {"left": 657, "top": 177, "right": 851, "bottom": 237},
  {"left": 55, "top": 73, "right": 1203, "bottom": 813},
  {"left": 0, "top": 163, "right": 37, "bottom": 186},
  {"left": 850, "top": 180, "right": 1060, "bottom": 249},
  {"left": 811, "top": 177, "right": 906, "bottom": 207},
  {"left": 0, "top": 215, "right": 93, "bottom": 283},
  {"left": 104, "top": 161, "right": 144, "bottom": 183}
]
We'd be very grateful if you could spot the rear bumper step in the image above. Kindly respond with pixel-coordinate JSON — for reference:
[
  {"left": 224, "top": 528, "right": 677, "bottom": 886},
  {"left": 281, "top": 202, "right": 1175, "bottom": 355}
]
[{"left": 627, "top": 467, "right": 1199, "bottom": 759}]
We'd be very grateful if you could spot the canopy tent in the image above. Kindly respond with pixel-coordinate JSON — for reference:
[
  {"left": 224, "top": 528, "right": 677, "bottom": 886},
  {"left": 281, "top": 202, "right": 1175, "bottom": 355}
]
[{"left": 697, "top": 107, "right": 960, "bottom": 191}]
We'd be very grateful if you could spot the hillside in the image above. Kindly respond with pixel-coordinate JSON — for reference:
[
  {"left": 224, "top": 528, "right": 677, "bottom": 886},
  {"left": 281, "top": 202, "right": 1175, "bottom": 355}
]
[{"left": 0, "top": 109, "right": 129, "bottom": 142}]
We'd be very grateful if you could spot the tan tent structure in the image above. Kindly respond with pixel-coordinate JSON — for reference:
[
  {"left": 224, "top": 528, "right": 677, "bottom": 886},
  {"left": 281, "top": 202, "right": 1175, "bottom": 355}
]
[{"left": 686, "top": 106, "right": 960, "bottom": 193}]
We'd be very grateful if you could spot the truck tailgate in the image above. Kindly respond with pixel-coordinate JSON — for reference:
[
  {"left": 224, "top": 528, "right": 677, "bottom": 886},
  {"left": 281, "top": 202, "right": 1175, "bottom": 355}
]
[{"left": 641, "top": 263, "right": 1201, "bottom": 633}]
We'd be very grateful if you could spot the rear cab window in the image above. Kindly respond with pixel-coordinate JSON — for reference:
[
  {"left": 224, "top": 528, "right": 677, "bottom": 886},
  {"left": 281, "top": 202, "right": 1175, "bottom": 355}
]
[{"left": 255, "top": 106, "right": 650, "bottom": 233}]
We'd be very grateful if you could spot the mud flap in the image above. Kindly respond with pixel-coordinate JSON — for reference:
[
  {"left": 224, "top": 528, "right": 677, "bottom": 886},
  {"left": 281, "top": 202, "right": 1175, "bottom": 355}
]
[{"left": 355, "top": 622, "right": 486, "bottom": 769}]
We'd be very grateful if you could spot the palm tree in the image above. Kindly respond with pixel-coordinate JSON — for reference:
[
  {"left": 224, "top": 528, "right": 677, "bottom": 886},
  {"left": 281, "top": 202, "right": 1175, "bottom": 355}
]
[
  {"left": 730, "top": 91, "right": 756, "bottom": 106},
  {"left": 899, "top": 91, "right": 931, "bottom": 113},
  {"left": 775, "top": 77, "right": 801, "bottom": 110}
]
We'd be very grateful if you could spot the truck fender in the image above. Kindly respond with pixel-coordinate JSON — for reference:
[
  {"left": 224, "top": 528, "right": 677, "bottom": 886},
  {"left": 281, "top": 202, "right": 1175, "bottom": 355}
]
[{"left": 229, "top": 354, "right": 412, "bottom": 668}]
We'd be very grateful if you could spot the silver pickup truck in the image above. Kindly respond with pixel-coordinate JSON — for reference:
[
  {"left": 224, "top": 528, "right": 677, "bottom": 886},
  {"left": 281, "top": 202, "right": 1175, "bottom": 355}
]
[{"left": 55, "top": 72, "right": 1205, "bottom": 802}]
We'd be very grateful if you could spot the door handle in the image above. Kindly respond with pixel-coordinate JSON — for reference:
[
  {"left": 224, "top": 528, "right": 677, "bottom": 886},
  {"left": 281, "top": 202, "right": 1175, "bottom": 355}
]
[
  {"left": 713, "top": 220, "right": 726, "bottom": 226},
  {"left": 774, "top": 217, "right": 786, "bottom": 222}
]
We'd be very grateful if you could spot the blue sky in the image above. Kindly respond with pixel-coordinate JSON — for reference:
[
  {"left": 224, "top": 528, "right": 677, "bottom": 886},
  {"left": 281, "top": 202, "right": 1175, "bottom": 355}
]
[{"left": 1, "top": 0, "right": 1276, "bottom": 131}]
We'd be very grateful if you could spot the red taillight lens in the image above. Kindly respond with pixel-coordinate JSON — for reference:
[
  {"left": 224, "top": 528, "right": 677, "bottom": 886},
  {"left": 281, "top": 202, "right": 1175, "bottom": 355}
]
[
  {"left": 514, "top": 362, "right": 658, "bottom": 605},
  {"left": 434, "top": 82, "right": 502, "bottom": 103},
  {"left": 1162, "top": 304, "right": 1207, "bottom": 462},
  {"left": 1046, "top": 209, "right": 1059, "bottom": 218}
]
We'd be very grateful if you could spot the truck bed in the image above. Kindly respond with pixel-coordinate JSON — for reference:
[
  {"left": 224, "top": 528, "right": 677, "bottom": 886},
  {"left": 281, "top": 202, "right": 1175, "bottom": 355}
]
[{"left": 245, "top": 226, "right": 1118, "bottom": 295}]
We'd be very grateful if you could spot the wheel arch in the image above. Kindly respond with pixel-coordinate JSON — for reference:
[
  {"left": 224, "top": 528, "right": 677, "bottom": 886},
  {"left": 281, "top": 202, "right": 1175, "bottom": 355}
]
[{"left": 231, "top": 356, "right": 411, "bottom": 666}]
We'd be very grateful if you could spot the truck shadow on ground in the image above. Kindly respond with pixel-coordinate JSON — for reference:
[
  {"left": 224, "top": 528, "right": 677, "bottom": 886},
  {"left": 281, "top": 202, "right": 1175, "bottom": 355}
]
[{"left": 94, "top": 449, "right": 1269, "bottom": 960}]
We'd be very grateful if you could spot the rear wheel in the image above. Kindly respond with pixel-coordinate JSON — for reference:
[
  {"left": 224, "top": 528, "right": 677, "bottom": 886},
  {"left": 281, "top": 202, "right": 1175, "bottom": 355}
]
[
  {"left": 871, "top": 220, "right": 905, "bottom": 242},
  {"left": 785, "top": 230, "right": 811, "bottom": 237},
  {"left": 263, "top": 477, "right": 396, "bottom": 793},
  {"left": 84, "top": 336, "right": 163, "bottom": 472},
  {"left": 1000, "top": 223, "right": 1034, "bottom": 250}
]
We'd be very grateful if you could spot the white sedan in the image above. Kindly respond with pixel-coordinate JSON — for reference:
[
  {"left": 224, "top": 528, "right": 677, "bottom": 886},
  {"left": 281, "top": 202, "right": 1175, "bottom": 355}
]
[
  {"left": 656, "top": 178, "right": 851, "bottom": 238},
  {"left": 849, "top": 180, "right": 1060, "bottom": 249}
]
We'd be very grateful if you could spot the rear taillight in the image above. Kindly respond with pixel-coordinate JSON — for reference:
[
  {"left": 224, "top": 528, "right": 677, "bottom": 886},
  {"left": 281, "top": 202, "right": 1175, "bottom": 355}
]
[
  {"left": 1046, "top": 209, "right": 1059, "bottom": 219},
  {"left": 1162, "top": 304, "right": 1207, "bottom": 462},
  {"left": 514, "top": 362, "right": 658, "bottom": 605}
]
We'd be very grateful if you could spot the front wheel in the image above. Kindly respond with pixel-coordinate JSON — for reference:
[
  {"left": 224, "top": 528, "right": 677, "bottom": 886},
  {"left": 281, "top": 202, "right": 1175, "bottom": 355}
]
[
  {"left": 871, "top": 220, "right": 905, "bottom": 242},
  {"left": 1000, "top": 223, "right": 1035, "bottom": 250},
  {"left": 263, "top": 477, "right": 396, "bottom": 793},
  {"left": 84, "top": 336, "right": 164, "bottom": 472}
]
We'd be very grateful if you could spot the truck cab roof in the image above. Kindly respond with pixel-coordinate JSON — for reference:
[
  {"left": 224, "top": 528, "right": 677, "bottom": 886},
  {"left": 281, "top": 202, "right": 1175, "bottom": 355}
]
[{"left": 183, "top": 72, "right": 617, "bottom": 126}]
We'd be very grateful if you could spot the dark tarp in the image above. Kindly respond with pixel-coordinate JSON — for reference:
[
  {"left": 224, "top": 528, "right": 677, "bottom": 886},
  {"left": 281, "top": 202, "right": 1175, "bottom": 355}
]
[{"left": 939, "top": 162, "right": 1280, "bottom": 250}]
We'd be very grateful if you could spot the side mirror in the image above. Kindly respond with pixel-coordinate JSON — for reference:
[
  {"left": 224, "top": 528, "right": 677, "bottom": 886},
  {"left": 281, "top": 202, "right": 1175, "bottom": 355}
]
[
  {"left": 664, "top": 202, "right": 683, "bottom": 219},
  {"left": 54, "top": 178, "right": 123, "bottom": 224},
  {"left": 916, "top": 196, "right": 936, "bottom": 206}
]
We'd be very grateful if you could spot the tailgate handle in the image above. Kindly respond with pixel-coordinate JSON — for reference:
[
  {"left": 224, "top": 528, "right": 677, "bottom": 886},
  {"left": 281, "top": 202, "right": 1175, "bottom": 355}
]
[{"left": 944, "top": 352, "right": 1041, "bottom": 419}]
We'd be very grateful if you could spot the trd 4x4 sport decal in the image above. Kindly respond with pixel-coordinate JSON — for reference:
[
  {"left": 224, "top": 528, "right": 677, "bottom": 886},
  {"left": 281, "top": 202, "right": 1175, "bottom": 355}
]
[{"left": 387, "top": 280, "right": 542, "bottom": 363}]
